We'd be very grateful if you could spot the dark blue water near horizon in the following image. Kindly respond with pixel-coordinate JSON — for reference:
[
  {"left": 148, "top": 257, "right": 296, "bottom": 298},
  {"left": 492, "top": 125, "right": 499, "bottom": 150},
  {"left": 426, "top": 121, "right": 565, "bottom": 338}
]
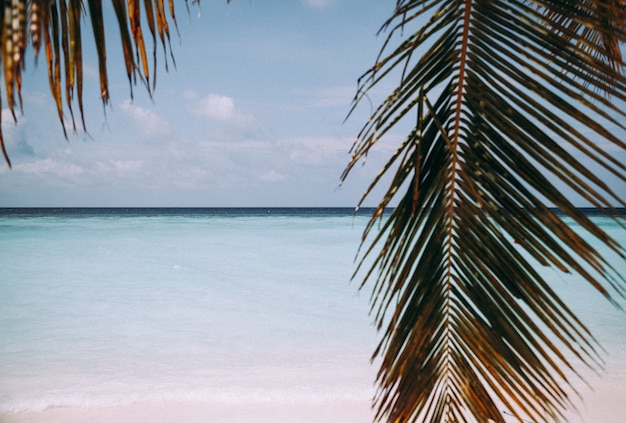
[
  {"left": 0, "top": 207, "right": 370, "bottom": 218},
  {"left": 0, "top": 206, "right": 623, "bottom": 218}
]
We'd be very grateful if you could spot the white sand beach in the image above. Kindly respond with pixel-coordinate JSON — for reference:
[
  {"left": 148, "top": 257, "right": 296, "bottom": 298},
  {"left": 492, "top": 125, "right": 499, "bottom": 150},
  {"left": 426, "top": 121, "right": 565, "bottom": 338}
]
[
  {"left": 3, "top": 384, "right": 626, "bottom": 423},
  {"left": 1, "top": 399, "right": 376, "bottom": 423}
]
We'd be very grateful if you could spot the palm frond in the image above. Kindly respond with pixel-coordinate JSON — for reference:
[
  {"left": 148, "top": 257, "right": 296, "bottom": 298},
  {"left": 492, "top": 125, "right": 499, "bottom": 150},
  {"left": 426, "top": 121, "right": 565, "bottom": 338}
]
[
  {"left": 344, "top": 1, "right": 626, "bottom": 422},
  {"left": 0, "top": 0, "right": 204, "bottom": 168}
]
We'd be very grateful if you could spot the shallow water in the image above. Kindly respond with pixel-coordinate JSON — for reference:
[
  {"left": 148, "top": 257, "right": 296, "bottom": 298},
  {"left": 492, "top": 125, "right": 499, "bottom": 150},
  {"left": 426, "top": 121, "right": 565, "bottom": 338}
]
[
  {"left": 0, "top": 208, "right": 624, "bottom": 421},
  {"left": 0, "top": 209, "right": 378, "bottom": 413}
]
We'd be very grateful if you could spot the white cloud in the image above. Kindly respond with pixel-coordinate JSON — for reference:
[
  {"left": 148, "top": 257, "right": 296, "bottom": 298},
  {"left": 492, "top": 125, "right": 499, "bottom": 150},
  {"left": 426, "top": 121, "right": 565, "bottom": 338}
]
[
  {"left": 14, "top": 158, "right": 85, "bottom": 178},
  {"left": 283, "top": 136, "right": 352, "bottom": 165},
  {"left": 119, "top": 99, "right": 170, "bottom": 137},
  {"left": 194, "top": 94, "right": 236, "bottom": 121},
  {"left": 108, "top": 159, "right": 144, "bottom": 173},
  {"left": 190, "top": 93, "right": 258, "bottom": 132}
]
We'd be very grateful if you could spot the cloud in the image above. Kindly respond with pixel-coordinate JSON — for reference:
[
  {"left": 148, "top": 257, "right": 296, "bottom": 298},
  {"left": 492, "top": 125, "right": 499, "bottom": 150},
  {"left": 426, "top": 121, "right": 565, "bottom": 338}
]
[
  {"left": 109, "top": 159, "right": 143, "bottom": 173},
  {"left": 189, "top": 93, "right": 259, "bottom": 133},
  {"left": 282, "top": 136, "right": 352, "bottom": 165},
  {"left": 194, "top": 93, "right": 236, "bottom": 121},
  {"left": 13, "top": 158, "right": 85, "bottom": 178},
  {"left": 302, "top": 0, "right": 333, "bottom": 9},
  {"left": 260, "top": 169, "right": 287, "bottom": 183},
  {"left": 119, "top": 100, "right": 170, "bottom": 137}
]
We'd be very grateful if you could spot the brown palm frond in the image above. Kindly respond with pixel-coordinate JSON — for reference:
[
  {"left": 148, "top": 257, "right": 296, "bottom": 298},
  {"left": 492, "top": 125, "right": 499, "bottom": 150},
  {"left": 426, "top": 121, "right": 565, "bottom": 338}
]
[
  {"left": 538, "top": 0, "right": 626, "bottom": 76},
  {"left": 0, "top": 0, "right": 198, "bottom": 168},
  {"left": 343, "top": 1, "right": 626, "bottom": 422}
]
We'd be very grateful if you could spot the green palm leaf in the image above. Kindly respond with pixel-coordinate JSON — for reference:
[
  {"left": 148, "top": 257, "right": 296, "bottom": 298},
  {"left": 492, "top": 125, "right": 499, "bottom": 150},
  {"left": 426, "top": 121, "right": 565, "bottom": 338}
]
[{"left": 343, "top": 1, "right": 626, "bottom": 422}]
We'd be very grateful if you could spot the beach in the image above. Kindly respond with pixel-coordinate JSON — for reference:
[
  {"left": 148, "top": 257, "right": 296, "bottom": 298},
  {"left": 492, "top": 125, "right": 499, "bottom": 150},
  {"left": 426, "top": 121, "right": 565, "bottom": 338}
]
[
  {"left": 4, "top": 379, "right": 626, "bottom": 423},
  {"left": 1, "top": 209, "right": 624, "bottom": 422},
  {"left": 1, "top": 400, "right": 375, "bottom": 423}
]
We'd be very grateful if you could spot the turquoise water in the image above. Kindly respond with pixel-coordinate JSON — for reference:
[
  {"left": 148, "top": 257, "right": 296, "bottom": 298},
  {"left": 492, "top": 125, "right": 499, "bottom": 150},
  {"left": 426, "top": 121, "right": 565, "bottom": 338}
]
[{"left": 0, "top": 208, "right": 625, "bottom": 415}]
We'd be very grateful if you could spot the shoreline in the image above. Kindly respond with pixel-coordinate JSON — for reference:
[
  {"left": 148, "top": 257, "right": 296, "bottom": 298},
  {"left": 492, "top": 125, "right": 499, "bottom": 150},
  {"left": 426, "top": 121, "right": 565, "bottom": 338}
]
[
  {"left": 3, "top": 383, "right": 626, "bottom": 423},
  {"left": 0, "top": 399, "right": 376, "bottom": 423}
]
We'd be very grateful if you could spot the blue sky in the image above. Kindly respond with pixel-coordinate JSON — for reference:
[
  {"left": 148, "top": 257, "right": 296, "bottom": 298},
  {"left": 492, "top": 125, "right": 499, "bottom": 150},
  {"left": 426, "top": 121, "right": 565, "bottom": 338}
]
[
  {"left": 0, "top": 0, "right": 401, "bottom": 207},
  {"left": 0, "top": 1, "right": 624, "bottom": 207}
]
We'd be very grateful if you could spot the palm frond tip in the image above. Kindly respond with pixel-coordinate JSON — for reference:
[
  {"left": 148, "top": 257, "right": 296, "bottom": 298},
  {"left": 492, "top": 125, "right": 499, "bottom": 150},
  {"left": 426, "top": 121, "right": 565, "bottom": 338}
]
[{"left": 0, "top": 0, "right": 199, "bottom": 168}]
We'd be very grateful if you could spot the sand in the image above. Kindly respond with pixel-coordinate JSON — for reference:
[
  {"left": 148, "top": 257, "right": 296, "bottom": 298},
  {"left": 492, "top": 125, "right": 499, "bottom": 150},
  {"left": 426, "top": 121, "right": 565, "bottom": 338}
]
[
  {"left": 3, "top": 359, "right": 625, "bottom": 423},
  {"left": 0, "top": 400, "right": 375, "bottom": 423},
  {"left": 3, "top": 384, "right": 626, "bottom": 423}
]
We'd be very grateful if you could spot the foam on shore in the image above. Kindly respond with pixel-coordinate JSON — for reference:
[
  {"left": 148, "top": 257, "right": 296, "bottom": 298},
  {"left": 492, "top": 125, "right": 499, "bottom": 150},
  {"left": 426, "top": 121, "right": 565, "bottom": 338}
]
[
  {"left": 3, "top": 383, "right": 626, "bottom": 423},
  {"left": 0, "top": 399, "right": 375, "bottom": 423}
]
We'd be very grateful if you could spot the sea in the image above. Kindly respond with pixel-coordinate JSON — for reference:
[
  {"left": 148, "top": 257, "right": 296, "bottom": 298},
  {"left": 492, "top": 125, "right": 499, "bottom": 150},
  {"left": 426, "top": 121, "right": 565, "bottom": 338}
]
[{"left": 0, "top": 208, "right": 625, "bottom": 423}]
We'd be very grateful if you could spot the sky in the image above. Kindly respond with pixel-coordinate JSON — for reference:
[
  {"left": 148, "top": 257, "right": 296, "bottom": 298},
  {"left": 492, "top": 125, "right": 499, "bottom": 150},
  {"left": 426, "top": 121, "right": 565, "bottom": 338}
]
[
  {"left": 0, "top": 0, "right": 403, "bottom": 207},
  {"left": 0, "top": 1, "right": 624, "bottom": 207}
]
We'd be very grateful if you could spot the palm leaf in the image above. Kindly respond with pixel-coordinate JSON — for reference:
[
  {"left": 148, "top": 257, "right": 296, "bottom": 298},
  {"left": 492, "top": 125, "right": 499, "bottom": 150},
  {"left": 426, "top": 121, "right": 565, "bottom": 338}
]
[
  {"left": 0, "top": 0, "right": 199, "bottom": 168},
  {"left": 343, "top": 1, "right": 626, "bottom": 422}
]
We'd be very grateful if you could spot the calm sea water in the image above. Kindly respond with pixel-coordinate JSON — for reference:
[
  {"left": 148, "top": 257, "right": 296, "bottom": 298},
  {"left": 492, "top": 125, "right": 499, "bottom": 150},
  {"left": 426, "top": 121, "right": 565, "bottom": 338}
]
[{"left": 0, "top": 208, "right": 625, "bottom": 415}]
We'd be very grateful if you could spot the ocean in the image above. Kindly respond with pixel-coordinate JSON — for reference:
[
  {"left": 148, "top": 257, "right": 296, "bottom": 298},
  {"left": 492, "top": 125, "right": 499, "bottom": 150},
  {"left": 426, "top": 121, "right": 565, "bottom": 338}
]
[{"left": 0, "top": 208, "right": 625, "bottom": 423}]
